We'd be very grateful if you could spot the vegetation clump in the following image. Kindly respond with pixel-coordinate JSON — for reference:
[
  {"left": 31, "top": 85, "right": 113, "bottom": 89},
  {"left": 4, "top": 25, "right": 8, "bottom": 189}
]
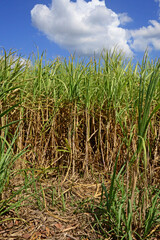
[{"left": 0, "top": 49, "right": 159, "bottom": 239}]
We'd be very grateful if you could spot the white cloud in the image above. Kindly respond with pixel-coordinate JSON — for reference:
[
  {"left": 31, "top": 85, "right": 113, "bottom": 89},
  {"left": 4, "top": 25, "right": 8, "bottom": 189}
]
[
  {"left": 130, "top": 20, "right": 160, "bottom": 51},
  {"left": 129, "top": 0, "right": 160, "bottom": 52},
  {"left": 31, "top": 0, "right": 132, "bottom": 56},
  {"left": 31, "top": 0, "right": 160, "bottom": 56},
  {"left": 118, "top": 13, "right": 132, "bottom": 25}
]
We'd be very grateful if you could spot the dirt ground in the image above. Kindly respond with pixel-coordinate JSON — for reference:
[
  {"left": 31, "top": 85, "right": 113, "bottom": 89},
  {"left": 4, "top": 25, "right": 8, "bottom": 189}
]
[
  {"left": 0, "top": 174, "right": 108, "bottom": 240},
  {"left": 0, "top": 172, "right": 159, "bottom": 240}
]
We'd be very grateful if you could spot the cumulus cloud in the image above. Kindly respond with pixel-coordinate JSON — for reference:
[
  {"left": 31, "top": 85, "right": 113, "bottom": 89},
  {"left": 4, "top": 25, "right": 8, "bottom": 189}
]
[
  {"left": 31, "top": 0, "right": 132, "bottom": 56},
  {"left": 118, "top": 13, "right": 132, "bottom": 25},
  {"left": 130, "top": 20, "right": 160, "bottom": 51},
  {"left": 129, "top": 0, "right": 160, "bottom": 52},
  {"left": 31, "top": 0, "right": 160, "bottom": 56}
]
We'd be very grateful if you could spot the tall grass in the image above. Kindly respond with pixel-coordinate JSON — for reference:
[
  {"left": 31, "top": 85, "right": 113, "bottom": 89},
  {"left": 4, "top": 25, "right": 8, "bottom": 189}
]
[
  {"left": 0, "top": 50, "right": 33, "bottom": 216},
  {"left": 0, "top": 49, "right": 159, "bottom": 238},
  {"left": 1, "top": 48, "right": 159, "bottom": 179}
]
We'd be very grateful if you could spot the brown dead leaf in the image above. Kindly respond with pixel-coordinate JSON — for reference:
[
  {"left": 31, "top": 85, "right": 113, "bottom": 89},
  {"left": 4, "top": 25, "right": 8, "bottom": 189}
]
[
  {"left": 7, "top": 221, "right": 14, "bottom": 228},
  {"left": 14, "top": 220, "right": 19, "bottom": 226},
  {"left": 54, "top": 222, "right": 63, "bottom": 230},
  {"left": 22, "top": 233, "right": 32, "bottom": 239},
  {"left": 45, "top": 226, "right": 50, "bottom": 236}
]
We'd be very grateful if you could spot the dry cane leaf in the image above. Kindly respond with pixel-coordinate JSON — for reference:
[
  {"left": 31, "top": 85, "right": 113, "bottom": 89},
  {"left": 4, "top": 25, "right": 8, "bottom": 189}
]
[
  {"left": 7, "top": 221, "right": 14, "bottom": 229},
  {"left": 22, "top": 233, "right": 32, "bottom": 239},
  {"left": 54, "top": 223, "right": 63, "bottom": 230},
  {"left": 45, "top": 226, "right": 50, "bottom": 236}
]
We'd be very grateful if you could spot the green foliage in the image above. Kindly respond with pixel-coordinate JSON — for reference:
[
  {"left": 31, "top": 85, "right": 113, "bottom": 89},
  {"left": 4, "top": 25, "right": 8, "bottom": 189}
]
[
  {"left": 91, "top": 168, "right": 159, "bottom": 239},
  {"left": 0, "top": 48, "right": 159, "bottom": 239},
  {"left": 137, "top": 53, "right": 160, "bottom": 154}
]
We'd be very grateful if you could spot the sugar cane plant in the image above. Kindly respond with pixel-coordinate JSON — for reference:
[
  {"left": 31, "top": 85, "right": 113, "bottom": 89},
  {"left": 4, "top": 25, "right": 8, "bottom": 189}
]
[
  {"left": 0, "top": 50, "right": 33, "bottom": 215},
  {"left": 0, "top": 48, "right": 159, "bottom": 238},
  {"left": 91, "top": 52, "right": 160, "bottom": 239}
]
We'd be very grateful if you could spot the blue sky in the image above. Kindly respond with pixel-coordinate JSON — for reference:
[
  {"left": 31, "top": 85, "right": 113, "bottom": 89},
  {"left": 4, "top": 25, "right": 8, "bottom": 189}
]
[{"left": 1, "top": 0, "right": 160, "bottom": 61}]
